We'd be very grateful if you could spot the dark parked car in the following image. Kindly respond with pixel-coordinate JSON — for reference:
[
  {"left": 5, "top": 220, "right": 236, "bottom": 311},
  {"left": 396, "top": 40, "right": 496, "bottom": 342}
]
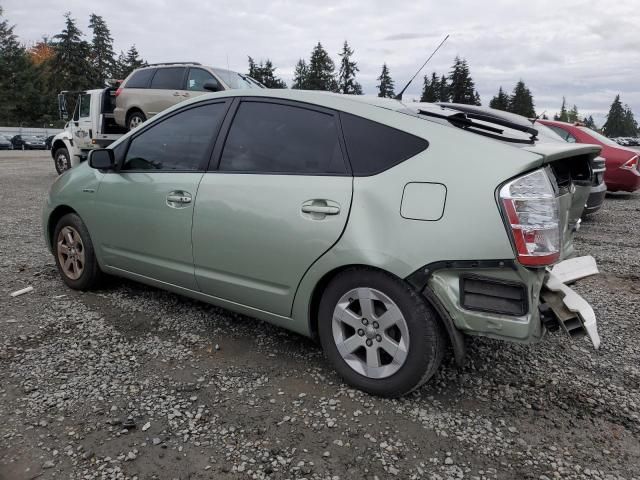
[
  {"left": 431, "top": 103, "right": 607, "bottom": 216},
  {"left": 0, "top": 134, "right": 13, "bottom": 150},
  {"left": 45, "top": 135, "right": 55, "bottom": 150},
  {"left": 11, "top": 135, "right": 47, "bottom": 150}
]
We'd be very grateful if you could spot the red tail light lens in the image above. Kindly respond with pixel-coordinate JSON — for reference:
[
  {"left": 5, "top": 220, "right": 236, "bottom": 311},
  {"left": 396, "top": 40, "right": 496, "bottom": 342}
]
[
  {"left": 620, "top": 155, "right": 638, "bottom": 171},
  {"left": 115, "top": 87, "right": 123, "bottom": 97},
  {"left": 500, "top": 169, "right": 561, "bottom": 267}
]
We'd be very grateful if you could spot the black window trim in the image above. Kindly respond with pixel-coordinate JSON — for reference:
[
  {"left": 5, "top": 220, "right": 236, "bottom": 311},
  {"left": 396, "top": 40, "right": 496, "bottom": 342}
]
[
  {"left": 124, "top": 67, "right": 157, "bottom": 89},
  {"left": 148, "top": 66, "right": 188, "bottom": 91},
  {"left": 114, "top": 98, "right": 233, "bottom": 174},
  {"left": 206, "top": 96, "right": 352, "bottom": 177},
  {"left": 338, "top": 111, "right": 430, "bottom": 177}
]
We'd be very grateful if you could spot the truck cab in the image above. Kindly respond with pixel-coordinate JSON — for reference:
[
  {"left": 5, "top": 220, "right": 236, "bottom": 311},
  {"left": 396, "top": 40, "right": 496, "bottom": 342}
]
[{"left": 50, "top": 87, "right": 127, "bottom": 174}]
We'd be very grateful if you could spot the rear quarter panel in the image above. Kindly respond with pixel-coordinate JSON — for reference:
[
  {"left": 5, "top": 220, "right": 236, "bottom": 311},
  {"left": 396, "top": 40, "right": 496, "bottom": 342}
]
[{"left": 291, "top": 106, "right": 545, "bottom": 333}]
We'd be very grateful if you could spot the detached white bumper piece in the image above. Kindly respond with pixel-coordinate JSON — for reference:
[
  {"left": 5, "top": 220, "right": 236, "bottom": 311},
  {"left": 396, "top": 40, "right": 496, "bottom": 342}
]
[{"left": 541, "top": 256, "right": 601, "bottom": 349}]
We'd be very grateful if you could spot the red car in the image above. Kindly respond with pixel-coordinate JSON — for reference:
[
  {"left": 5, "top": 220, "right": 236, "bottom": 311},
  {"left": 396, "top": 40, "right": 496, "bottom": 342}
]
[{"left": 539, "top": 120, "right": 640, "bottom": 192}]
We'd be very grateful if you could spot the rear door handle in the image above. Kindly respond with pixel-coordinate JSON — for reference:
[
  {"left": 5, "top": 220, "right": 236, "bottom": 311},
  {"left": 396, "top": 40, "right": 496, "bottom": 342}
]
[
  {"left": 301, "top": 205, "right": 340, "bottom": 215},
  {"left": 166, "top": 191, "right": 192, "bottom": 208},
  {"left": 301, "top": 200, "right": 341, "bottom": 219}
]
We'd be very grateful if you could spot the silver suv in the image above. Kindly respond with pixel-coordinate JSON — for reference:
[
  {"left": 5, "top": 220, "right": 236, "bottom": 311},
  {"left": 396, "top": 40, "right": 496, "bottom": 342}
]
[{"left": 114, "top": 62, "right": 264, "bottom": 130}]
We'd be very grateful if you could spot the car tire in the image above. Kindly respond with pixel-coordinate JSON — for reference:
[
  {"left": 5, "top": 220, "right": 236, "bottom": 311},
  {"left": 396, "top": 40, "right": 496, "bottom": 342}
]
[
  {"left": 53, "top": 213, "right": 102, "bottom": 290},
  {"left": 127, "top": 111, "right": 146, "bottom": 131},
  {"left": 318, "top": 268, "right": 446, "bottom": 397},
  {"left": 53, "top": 147, "right": 71, "bottom": 175}
]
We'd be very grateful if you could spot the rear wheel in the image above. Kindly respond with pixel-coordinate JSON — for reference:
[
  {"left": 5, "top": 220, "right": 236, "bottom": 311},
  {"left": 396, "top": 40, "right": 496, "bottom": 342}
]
[
  {"left": 318, "top": 268, "right": 445, "bottom": 397},
  {"left": 127, "top": 110, "right": 146, "bottom": 131},
  {"left": 53, "top": 213, "right": 102, "bottom": 290},
  {"left": 53, "top": 147, "right": 71, "bottom": 175}
]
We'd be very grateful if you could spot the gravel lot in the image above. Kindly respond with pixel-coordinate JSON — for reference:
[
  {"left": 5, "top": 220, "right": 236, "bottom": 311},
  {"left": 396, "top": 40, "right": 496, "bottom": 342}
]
[{"left": 1, "top": 151, "right": 639, "bottom": 480}]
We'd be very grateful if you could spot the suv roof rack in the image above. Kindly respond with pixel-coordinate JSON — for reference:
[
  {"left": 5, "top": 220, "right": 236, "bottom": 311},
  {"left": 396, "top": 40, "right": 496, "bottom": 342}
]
[{"left": 146, "top": 62, "right": 201, "bottom": 67}]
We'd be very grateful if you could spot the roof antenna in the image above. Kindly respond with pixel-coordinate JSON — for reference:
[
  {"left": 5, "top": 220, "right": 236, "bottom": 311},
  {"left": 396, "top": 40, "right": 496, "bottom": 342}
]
[
  {"left": 226, "top": 53, "right": 232, "bottom": 84},
  {"left": 395, "top": 34, "right": 450, "bottom": 101}
]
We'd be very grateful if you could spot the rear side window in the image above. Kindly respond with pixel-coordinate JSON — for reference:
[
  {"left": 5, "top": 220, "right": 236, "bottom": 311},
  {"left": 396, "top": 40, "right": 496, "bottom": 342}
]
[
  {"left": 547, "top": 125, "right": 576, "bottom": 143},
  {"left": 125, "top": 69, "right": 155, "bottom": 89},
  {"left": 340, "top": 113, "right": 428, "bottom": 176},
  {"left": 219, "top": 102, "right": 346, "bottom": 174},
  {"left": 122, "top": 102, "right": 227, "bottom": 171},
  {"left": 150, "top": 67, "right": 185, "bottom": 90}
]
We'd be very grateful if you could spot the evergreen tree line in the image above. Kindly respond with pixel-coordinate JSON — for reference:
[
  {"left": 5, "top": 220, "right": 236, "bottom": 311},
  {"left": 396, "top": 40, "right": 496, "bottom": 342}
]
[
  {"left": 1, "top": 7, "right": 637, "bottom": 135},
  {"left": 1, "top": 8, "right": 145, "bottom": 126}
]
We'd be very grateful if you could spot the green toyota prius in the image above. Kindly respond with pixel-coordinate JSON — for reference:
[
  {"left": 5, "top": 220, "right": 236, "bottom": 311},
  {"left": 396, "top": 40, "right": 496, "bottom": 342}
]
[{"left": 43, "top": 90, "right": 602, "bottom": 397}]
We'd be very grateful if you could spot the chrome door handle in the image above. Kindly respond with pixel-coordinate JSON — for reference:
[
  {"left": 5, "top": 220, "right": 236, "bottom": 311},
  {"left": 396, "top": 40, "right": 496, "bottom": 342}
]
[
  {"left": 301, "top": 205, "right": 340, "bottom": 215},
  {"left": 166, "top": 191, "right": 192, "bottom": 208},
  {"left": 182, "top": 92, "right": 190, "bottom": 97},
  {"left": 167, "top": 194, "right": 191, "bottom": 203}
]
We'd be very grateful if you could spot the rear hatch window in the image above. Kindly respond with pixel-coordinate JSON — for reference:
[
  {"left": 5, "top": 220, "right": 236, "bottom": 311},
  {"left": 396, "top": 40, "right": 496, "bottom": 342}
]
[{"left": 125, "top": 69, "right": 156, "bottom": 88}]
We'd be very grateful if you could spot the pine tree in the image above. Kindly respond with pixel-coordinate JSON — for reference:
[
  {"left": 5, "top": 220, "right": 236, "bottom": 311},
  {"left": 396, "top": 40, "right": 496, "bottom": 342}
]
[
  {"left": 583, "top": 115, "right": 597, "bottom": 130},
  {"left": 291, "top": 59, "right": 309, "bottom": 89},
  {"left": 247, "top": 57, "right": 286, "bottom": 88},
  {"left": 124, "top": 45, "right": 145, "bottom": 72},
  {"left": 447, "top": 56, "right": 477, "bottom": 104},
  {"left": 438, "top": 74, "right": 449, "bottom": 102},
  {"left": 602, "top": 95, "right": 627, "bottom": 137},
  {"left": 567, "top": 104, "right": 579, "bottom": 123},
  {"left": 473, "top": 90, "right": 481, "bottom": 106},
  {"left": 0, "top": 6, "right": 43, "bottom": 124},
  {"left": 556, "top": 97, "right": 568, "bottom": 122},
  {"left": 50, "top": 12, "right": 93, "bottom": 92},
  {"left": 88, "top": 13, "right": 115, "bottom": 85},
  {"left": 420, "top": 72, "right": 439, "bottom": 102},
  {"left": 306, "top": 43, "right": 337, "bottom": 91},
  {"left": 508, "top": 80, "right": 535, "bottom": 117},
  {"left": 376, "top": 63, "right": 395, "bottom": 98},
  {"left": 337, "top": 41, "right": 362, "bottom": 95},
  {"left": 623, "top": 105, "right": 638, "bottom": 136},
  {"left": 489, "top": 86, "right": 509, "bottom": 111}
]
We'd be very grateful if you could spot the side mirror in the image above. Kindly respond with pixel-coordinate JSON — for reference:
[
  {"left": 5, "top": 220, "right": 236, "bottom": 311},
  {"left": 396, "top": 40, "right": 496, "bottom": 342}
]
[
  {"left": 89, "top": 149, "right": 115, "bottom": 170},
  {"left": 203, "top": 80, "right": 222, "bottom": 92}
]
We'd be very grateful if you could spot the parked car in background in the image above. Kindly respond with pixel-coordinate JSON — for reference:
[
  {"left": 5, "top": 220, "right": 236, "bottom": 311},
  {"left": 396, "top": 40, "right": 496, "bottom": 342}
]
[
  {"left": 540, "top": 120, "right": 640, "bottom": 192},
  {"left": 114, "top": 62, "right": 264, "bottom": 130},
  {"left": 44, "top": 89, "right": 601, "bottom": 397},
  {"left": 11, "top": 134, "right": 46, "bottom": 150},
  {"left": 0, "top": 134, "right": 13, "bottom": 150},
  {"left": 430, "top": 103, "right": 606, "bottom": 215},
  {"left": 45, "top": 135, "right": 55, "bottom": 150}
]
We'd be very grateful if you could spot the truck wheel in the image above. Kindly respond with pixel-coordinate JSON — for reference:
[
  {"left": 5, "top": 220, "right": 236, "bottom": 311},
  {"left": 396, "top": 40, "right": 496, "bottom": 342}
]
[
  {"left": 318, "top": 268, "right": 446, "bottom": 397},
  {"left": 127, "top": 111, "right": 146, "bottom": 131},
  {"left": 53, "top": 213, "right": 102, "bottom": 290},
  {"left": 54, "top": 147, "right": 71, "bottom": 175}
]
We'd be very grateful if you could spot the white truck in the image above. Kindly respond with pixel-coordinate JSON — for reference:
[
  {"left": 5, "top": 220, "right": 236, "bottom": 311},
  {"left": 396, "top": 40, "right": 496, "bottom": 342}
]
[{"left": 50, "top": 87, "right": 127, "bottom": 174}]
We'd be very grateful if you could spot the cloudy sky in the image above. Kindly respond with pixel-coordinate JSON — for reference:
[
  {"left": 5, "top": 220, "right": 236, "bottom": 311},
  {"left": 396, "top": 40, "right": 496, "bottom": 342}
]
[{"left": 4, "top": 0, "right": 639, "bottom": 125}]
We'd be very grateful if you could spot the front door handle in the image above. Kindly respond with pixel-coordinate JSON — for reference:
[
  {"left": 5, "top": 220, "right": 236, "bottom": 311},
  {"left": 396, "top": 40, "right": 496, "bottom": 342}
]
[{"left": 166, "top": 191, "right": 192, "bottom": 208}]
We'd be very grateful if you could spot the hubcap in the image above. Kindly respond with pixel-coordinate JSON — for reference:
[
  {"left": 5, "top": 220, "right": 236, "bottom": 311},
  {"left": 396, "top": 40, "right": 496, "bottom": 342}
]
[
  {"left": 129, "top": 116, "right": 143, "bottom": 129},
  {"left": 332, "top": 288, "right": 409, "bottom": 379},
  {"left": 56, "top": 226, "right": 85, "bottom": 280},
  {"left": 56, "top": 153, "right": 69, "bottom": 172}
]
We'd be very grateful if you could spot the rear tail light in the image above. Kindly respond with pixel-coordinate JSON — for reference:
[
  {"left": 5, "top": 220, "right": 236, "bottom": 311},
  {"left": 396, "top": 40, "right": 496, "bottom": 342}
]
[
  {"left": 499, "top": 169, "right": 561, "bottom": 267},
  {"left": 115, "top": 87, "right": 123, "bottom": 97},
  {"left": 620, "top": 155, "right": 638, "bottom": 171}
]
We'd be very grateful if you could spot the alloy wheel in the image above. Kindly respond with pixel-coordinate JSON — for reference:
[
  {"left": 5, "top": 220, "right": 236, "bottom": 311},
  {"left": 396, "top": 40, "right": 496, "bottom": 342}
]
[
  {"left": 56, "top": 152, "right": 70, "bottom": 172},
  {"left": 332, "top": 287, "right": 409, "bottom": 379},
  {"left": 129, "top": 115, "right": 143, "bottom": 129},
  {"left": 56, "top": 226, "right": 85, "bottom": 280}
]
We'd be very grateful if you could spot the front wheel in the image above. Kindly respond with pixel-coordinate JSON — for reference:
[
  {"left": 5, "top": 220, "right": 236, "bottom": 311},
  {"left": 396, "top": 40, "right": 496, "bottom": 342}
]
[
  {"left": 53, "top": 213, "right": 102, "bottom": 290},
  {"left": 53, "top": 147, "right": 71, "bottom": 174},
  {"left": 318, "top": 268, "right": 446, "bottom": 397}
]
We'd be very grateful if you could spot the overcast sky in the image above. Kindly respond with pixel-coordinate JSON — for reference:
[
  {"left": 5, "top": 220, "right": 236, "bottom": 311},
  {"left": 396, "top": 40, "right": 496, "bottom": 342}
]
[{"left": 4, "top": 0, "right": 639, "bottom": 126}]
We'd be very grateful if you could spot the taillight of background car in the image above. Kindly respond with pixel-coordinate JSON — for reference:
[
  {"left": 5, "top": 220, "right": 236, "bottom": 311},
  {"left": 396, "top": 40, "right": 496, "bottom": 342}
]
[
  {"left": 620, "top": 155, "right": 639, "bottom": 172},
  {"left": 500, "top": 169, "right": 561, "bottom": 267}
]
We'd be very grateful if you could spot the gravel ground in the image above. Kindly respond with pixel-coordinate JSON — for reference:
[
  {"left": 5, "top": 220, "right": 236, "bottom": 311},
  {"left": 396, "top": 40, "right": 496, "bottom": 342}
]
[{"left": 1, "top": 151, "right": 639, "bottom": 480}]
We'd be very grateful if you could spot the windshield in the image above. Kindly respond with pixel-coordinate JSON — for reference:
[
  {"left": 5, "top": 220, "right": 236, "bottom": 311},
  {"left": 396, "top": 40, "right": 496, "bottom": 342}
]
[
  {"left": 24, "top": 136, "right": 40, "bottom": 141},
  {"left": 211, "top": 68, "right": 265, "bottom": 89},
  {"left": 535, "top": 123, "right": 565, "bottom": 142},
  {"left": 578, "top": 127, "right": 621, "bottom": 147}
]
